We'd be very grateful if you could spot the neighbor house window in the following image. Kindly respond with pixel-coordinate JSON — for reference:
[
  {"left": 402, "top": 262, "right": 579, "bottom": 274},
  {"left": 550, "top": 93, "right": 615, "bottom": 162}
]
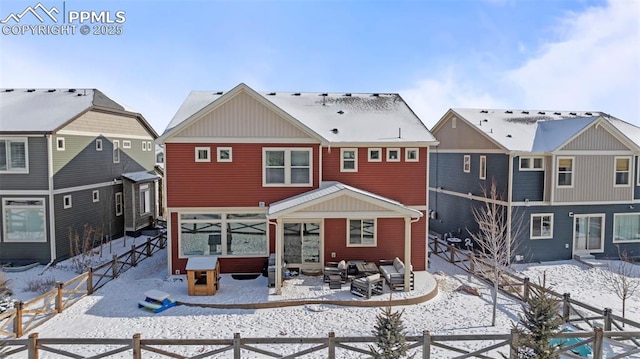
[
  {"left": 405, "top": 148, "right": 419, "bottom": 162},
  {"left": 95, "top": 139, "right": 103, "bottom": 151},
  {"left": 530, "top": 214, "right": 553, "bottom": 239},
  {"left": 0, "top": 137, "right": 28, "bottom": 173},
  {"left": 123, "top": 140, "right": 131, "bottom": 149},
  {"left": 341, "top": 148, "right": 357, "bottom": 172},
  {"left": 217, "top": 147, "right": 232, "bottom": 162},
  {"left": 2, "top": 198, "right": 46, "bottom": 242},
  {"left": 386, "top": 148, "right": 400, "bottom": 162},
  {"left": 63, "top": 195, "right": 72, "bottom": 209},
  {"left": 263, "top": 148, "right": 312, "bottom": 186},
  {"left": 139, "top": 184, "right": 151, "bottom": 215},
  {"left": 463, "top": 155, "right": 471, "bottom": 173},
  {"left": 92, "top": 190, "right": 99, "bottom": 203},
  {"left": 147, "top": 142, "right": 153, "bottom": 151},
  {"left": 613, "top": 213, "right": 640, "bottom": 243},
  {"left": 113, "top": 140, "right": 120, "bottom": 163},
  {"left": 452, "top": 117, "right": 457, "bottom": 128},
  {"left": 614, "top": 157, "right": 631, "bottom": 186},
  {"left": 142, "top": 141, "right": 147, "bottom": 151},
  {"left": 520, "top": 157, "right": 544, "bottom": 170},
  {"left": 56, "top": 137, "right": 65, "bottom": 151},
  {"left": 115, "top": 192, "right": 123, "bottom": 216},
  {"left": 195, "top": 147, "right": 210, "bottom": 162},
  {"left": 479, "top": 156, "right": 487, "bottom": 180},
  {"left": 179, "top": 213, "right": 267, "bottom": 257},
  {"left": 348, "top": 219, "right": 376, "bottom": 246},
  {"left": 368, "top": 148, "right": 381, "bottom": 162},
  {"left": 557, "top": 157, "right": 573, "bottom": 187}
]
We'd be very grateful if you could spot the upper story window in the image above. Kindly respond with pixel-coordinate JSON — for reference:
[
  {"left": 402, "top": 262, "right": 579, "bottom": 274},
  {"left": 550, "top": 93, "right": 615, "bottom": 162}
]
[
  {"left": 479, "top": 156, "right": 487, "bottom": 180},
  {"left": 347, "top": 219, "right": 376, "bottom": 247},
  {"left": 386, "top": 148, "right": 400, "bottom": 162},
  {"left": 557, "top": 157, "right": 573, "bottom": 187},
  {"left": 263, "top": 148, "right": 312, "bottom": 186},
  {"left": 92, "top": 190, "right": 100, "bottom": 203},
  {"left": 95, "top": 139, "right": 103, "bottom": 151},
  {"left": 0, "top": 138, "right": 28, "bottom": 173},
  {"left": 217, "top": 147, "right": 232, "bottom": 162},
  {"left": 520, "top": 157, "right": 544, "bottom": 171},
  {"left": 195, "top": 147, "right": 210, "bottom": 162},
  {"left": 123, "top": 140, "right": 131, "bottom": 149},
  {"left": 368, "top": 148, "right": 381, "bottom": 162},
  {"left": 113, "top": 140, "right": 120, "bottom": 163},
  {"left": 142, "top": 141, "right": 147, "bottom": 151},
  {"left": 530, "top": 213, "right": 553, "bottom": 239},
  {"left": 463, "top": 155, "right": 471, "bottom": 173},
  {"left": 341, "top": 148, "right": 357, "bottom": 172},
  {"left": 56, "top": 137, "right": 65, "bottom": 151},
  {"left": 63, "top": 195, "right": 72, "bottom": 209},
  {"left": 115, "top": 192, "right": 123, "bottom": 216},
  {"left": 614, "top": 157, "right": 631, "bottom": 186},
  {"left": 405, "top": 148, "right": 419, "bottom": 162}
]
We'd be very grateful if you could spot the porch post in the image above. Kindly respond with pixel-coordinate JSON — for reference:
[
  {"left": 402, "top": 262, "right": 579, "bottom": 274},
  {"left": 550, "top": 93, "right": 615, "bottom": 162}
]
[
  {"left": 404, "top": 216, "right": 411, "bottom": 292},
  {"left": 275, "top": 219, "right": 283, "bottom": 294}
]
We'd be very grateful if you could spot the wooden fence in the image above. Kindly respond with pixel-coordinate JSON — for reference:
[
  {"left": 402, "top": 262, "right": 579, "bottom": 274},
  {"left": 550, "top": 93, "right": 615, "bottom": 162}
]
[
  {"left": 0, "top": 232, "right": 166, "bottom": 339},
  {"left": 2, "top": 329, "right": 639, "bottom": 358}
]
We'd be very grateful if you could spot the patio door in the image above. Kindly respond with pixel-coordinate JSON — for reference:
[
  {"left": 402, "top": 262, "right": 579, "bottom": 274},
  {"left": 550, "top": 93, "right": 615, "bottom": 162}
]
[
  {"left": 283, "top": 222, "right": 321, "bottom": 268},
  {"left": 573, "top": 214, "right": 605, "bottom": 254}
]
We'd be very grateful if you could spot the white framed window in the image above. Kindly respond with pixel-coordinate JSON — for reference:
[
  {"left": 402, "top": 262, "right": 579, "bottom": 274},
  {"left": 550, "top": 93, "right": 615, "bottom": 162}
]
[
  {"left": 557, "top": 157, "right": 574, "bottom": 187},
  {"left": 63, "top": 195, "right": 72, "bottom": 209},
  {"left": 530, "top": 214, "right": 553, "bottom": 239},
  {"left": 405, "top": 148, "right": 419, "bottom": 162},
  {"left": 0, "top": 137, "right": 28, "bottom": 173},
  {"left": 95, "top": 139, "right": 103, "bottom": 151},
  {"left": 147, "top": 142, "right": 152, "bottom": 151},
  {"left": 56, "top": 137, "right": 65, "bottom": 151},
  {"left": 179, "top": 212, "right": 268, "bottom": 257},
  {"left": 115, "top": 192, "right": 123, "bottom": 216},
  {"left": 113, "top": 140, "right": 120, "bottom": 164},
  {"left": 614, "top": 157, "right": 631, "bottom": 187},
  {"left": 463, "top": 155, "right": 471, "bottom": 173},
  {"left": 479, "top": 156, "right": 487, "bottom": 180},
  {"left": 386, "top": 148, "right": 400, "bottom": 162},
  {"left": 217, "top": 147, "right": 232, "bottom": 162},
  {"left": 195, "top": 147, "right": 210, "bottom": 162},
  {"left": 368, "top": 148, "right": 381, "bottom": 162},
  {"left": 638, "top": 157, "right": 640, "bottom": 186},
  {"left": 340, "top": 148, "right": 357, "bottom": 172},
  {"left": 123, "top": 140, "right": 131, "bottom": 149},
  {"left": 520, "top": 157, "right": 544, "bottom": 171},
  {"left": 140, "top": 184, "right": 151, "bottom": 215},
  {"left": 263, "top": 148, "right": 312, "bottom": 186},
  {"left": 92, "top": 190, "right": 99, "bottom": 203},
  {"left": 613, "top": 213, "right": 640, "bottom": 243},
  {"left": 452, "top": 117, "right": 457, "bottom": 128},
  {"left": 347, "top": 219, "right": 376, "bottom": 247},
  {"left": 2, "top": 198, "right": 46, "bottom": 242},
  {"left": 142, "top": 141, "right": 147, "bottom": 151}
]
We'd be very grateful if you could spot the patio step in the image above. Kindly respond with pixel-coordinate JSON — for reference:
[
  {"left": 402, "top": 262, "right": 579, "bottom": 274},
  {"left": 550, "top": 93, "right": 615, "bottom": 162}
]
[{"left": 573, "top": 254, "right": 608, "bottom": 268}]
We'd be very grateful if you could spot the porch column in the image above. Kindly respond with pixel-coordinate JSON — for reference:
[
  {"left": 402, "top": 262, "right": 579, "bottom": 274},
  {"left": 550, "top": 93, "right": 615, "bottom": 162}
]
[
  {"left": 404, "top": 216, "right": 411, "bottom": 292},
  {"left": 275, "top": 219, "right": 283, "bottom": 294}
]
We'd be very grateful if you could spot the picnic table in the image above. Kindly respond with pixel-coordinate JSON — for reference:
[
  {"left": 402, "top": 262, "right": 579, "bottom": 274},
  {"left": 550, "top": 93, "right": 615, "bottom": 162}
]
[{"left": 138, "top": 289, "right": 176, "bottom": 313}]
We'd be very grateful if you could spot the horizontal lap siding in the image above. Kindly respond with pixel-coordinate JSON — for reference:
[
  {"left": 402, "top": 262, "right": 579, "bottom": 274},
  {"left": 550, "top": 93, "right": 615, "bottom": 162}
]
[
  {"left": 430, "top": 153, "right": 509, "bottom": 198},
  {"left": 0, "top": 137, "right": 48, "bottom": 191},
  {"left": 512, "top": 156, "right": 545, "bottom": 202},
  {"left": 166, "top": 143, "right": 320, "bottom": 208},
  {"left": 0, "top": 195, "right": 51, "bottom": 264}
]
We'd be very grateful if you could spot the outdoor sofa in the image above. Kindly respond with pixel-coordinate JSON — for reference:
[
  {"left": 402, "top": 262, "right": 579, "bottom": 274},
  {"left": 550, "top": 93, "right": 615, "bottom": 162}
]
[{"left": 379, "top": 257, "right": 414, "bottom": 290}]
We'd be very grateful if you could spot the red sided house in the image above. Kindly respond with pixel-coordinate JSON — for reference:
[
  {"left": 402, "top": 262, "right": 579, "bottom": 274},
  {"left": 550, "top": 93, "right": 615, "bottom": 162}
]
[{"left": 159, "top": 83, "right": 438, "bottom": 292}]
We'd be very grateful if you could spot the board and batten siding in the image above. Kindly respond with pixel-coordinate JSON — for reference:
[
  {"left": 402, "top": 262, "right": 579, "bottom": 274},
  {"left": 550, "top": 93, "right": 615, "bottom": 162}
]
[
  {"left": 0, "top": 136, "right": 49, "bottom": 191},
  {"left": 635, "top": 156, "right": 640, "bottom": 200},
  {"left": 0, "top": 195, "right": 51, "bottom": 264},
  {"left": 561, "top": 124, "right": 630, "bottom": 151},
  {"left": 554, "top": 154, "right": 634, "bottom": 203},
  {"left": 296, "top": 195, "right": 390, "bottom": 214},
  {"left": 431, "top": 114, "right": 502, "bottom": 151},
  {"left": 173, "top": 92, "right": 313, "bottom": 140},
  {"left": 62, "top": 110, "right": 152, "bottom": 139}
]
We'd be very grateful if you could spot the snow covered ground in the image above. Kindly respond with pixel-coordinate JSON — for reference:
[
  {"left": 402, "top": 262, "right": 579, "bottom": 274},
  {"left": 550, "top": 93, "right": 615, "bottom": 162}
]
[{"left": 1, "top": 235, "right": 639, "bottom": 358}]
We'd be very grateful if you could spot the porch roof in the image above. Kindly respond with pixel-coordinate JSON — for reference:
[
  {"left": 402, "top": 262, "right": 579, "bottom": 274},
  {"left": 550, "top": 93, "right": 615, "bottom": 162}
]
[
  {"left": 122, "top": 171, "right": 160, "bottom": 183},
  {"left": 267, "top": 181, "right": 422, "bottom": 219}
]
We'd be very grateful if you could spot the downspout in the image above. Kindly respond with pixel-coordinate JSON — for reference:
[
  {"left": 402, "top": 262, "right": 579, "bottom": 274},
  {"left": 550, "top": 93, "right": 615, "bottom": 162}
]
[
  {"left": 318, "top": 144, "right": 323, "bottom": 187},
  {"left": 425, "top": 146, "right": 430, "bottom": 271},
  {"left": 46, "top": 134, "right": 57, "bottom": 264},
  {"left": 507, "top": 152, "right": 514, "bottom": 262},
  {"left": 164, "top": 146, "right": 171, "bottom": 276},
  {"left": 404, "top": 216, "right": 422, "bottom": 292}
]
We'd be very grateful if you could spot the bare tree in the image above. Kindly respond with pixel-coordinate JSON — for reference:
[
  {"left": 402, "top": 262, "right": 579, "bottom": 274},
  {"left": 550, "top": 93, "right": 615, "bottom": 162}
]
[
  {"left": 468, "top": 179, "right": 524, "bottom": 326},
  {"left": 599, "top": 248, "right": 640, "bottom": 324}
]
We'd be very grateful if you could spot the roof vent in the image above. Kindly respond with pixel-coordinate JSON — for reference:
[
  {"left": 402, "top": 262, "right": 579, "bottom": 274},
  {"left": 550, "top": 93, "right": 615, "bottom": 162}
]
[
  {"left": 4, "top": 89, "right": 14, "bottom": 92},
  {"left": 267, "top": 92, "right": 276, "bottom": 96},
  {"left": 68, "top": 89, "right": 76, "bottom": 93},
  {"left": 480, "top": 110, "right": 488, "bottom": 113},
  {"left": 483, "top": 119, "right": 488, "bottom": 122},
  {"left": 522, "top": 111, "right": 529, "bottom": 114},
  {"left": 585, "top": 112, "right": 592, "bottom": 115},
  {"left": 47, "top": 89, "right": 56, "bottom": 93},
  {"left": 569, "top": 112, "right": 577, "bottom": 116},
  {"left": 320, "top": 93, "right": 328, "bottom": 96},
  {"left": 554, "top": 112, "right": 561, "bottom": 115},
  {"left": 293, "top": 92, "right": 300, "bottom": 96},
  {"left": 538, "top": 111, "right": 545, "bottom": 115},
  {"left": 344, "top": 93, "right": 352, "bottom": 97},
  {"left": 27, "top": 89, "right": 35, "bottom": 92},
  {"left": 371, "top": 93, "right": 379, "bottom": 97},
  {"left": 505, "top": 110, "right": 513, "bottom": 114},
  {"left": 215, "top": 91, "right": 223, "bottom": 95},
  {"left": 331, "top": 128, "right": 339, "bottom": 134},
  {"left": 337, "top": 110, "right": 344, "bottom": 115},
  {"left": 506, "top": 134, "right": 512, "bottom": 138},
  {"left": 77, "top": 93, "right": 83, "bottom": 96}
]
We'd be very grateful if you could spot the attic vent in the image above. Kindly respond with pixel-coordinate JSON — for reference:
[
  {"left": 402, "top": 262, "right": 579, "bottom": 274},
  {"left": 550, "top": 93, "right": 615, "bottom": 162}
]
[
  {"left": 480, "top": 110, "right": 488, "bottom": 113},
  {"left": 538, "top": 111, "right": 545, "bottom": 115},
  {"left": 585, "top": 112, "right": 592, "bottom": 115},
  {"left": 4, "top": 89, "right": 14, "bottom": 92},
  {"left": 68, "top": 89, "right": 76, "bottom": 93},
  {"left": 292, "top": 93, "right": 300, "bottom": 96},
  {"left": 344, "top": 93, "right": 352, "bottom": 97},
  {"left": 371, "top": 93, "right": 379, "bottom": 97},
  {"left": 77, "top": 93, "right": 83, "bottom": 96},
  {"left": 483, "top": 119, "right": 488, "bottom": 122},
  {"left": 27, "top": 89, "right": 35, "bottom": 92},
  {"left": 506, "top": 134, "right": 512, "bottom": 138},
  {"left": 337, "top": 110, "right": 344, "bottom": 115},
  {"left": 47, "top": 89, "right": 56, "bottom": 93},
  {"left": 505, "top": 110, "right": 513, "bottom": 114},
  {"left": 267, "top": 92, "right": 276, "bottom": 96},
  {"left": 522, "top": 111, "right": 529, "bottom": 114},
  {"left": 569, "top": 112, "right": 577, "bottom": 116},
  {"left": 215, "top": 91, "right": 223, "bottom": 95},
  {"left": 554, "top": 112, "right": 561, "bottom": 115},
  {"left": 331, "top": 128, "right": 339, "bottom": 134},
  {"left": 320, "top": 93, "right": 328, "bottom": 96}
]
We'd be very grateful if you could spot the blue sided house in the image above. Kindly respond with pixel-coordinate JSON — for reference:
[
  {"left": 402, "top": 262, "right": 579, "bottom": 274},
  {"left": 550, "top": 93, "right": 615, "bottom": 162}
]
[{"left": 429, "top": 109, "right": 640, "bottom": 262}]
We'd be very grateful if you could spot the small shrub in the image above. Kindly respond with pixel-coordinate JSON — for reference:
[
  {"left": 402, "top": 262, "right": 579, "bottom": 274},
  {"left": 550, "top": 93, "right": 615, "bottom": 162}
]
[
  {"left": 0, "top": 274, "right": 11, "bottom": 298},
  {"left": 24, "top": 276, "right": 56, "bottom": 294}
]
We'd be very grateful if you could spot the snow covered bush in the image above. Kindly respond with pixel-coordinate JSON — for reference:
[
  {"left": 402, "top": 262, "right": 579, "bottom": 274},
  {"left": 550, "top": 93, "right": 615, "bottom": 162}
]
[
  {"left": 24, "top": 276, "right": 56, "bottom": 294},
  {"left": 0, "top": 273, "right": 13, "bottom": 314}
]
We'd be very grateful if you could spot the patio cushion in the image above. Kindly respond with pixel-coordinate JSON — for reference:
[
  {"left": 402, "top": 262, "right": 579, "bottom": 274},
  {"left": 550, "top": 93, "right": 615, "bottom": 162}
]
[
  {"left": 337, "top": 260, "right": 347, "bottom": 270},
  {"left": 366, "top": 273, "right": 381, "bottom": 282},
  {"left": 393, "top": 257, "right": 404, "bottom": 272}
]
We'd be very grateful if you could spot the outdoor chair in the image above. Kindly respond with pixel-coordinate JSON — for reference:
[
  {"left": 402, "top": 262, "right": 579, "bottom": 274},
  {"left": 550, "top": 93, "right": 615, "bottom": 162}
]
[
  {"left": 323, "top": 260, "right": 347, "bottom": 283},
  {"left": 350, "top": 273, "right": 384, "bottom": 299}
]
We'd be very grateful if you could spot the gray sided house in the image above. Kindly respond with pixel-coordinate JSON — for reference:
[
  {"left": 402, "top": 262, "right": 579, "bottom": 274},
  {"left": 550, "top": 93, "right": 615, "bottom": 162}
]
[
  {"left": 429, "top": 109, "right": 640, "bottom": 262},
  {"left": 0, "top": 88, "right": 159, "bottom": 265}
]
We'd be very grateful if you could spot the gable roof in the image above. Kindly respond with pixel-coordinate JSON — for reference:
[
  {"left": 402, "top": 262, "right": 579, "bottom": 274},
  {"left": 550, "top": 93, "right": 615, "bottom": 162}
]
[
  {"left": 0, "top": 88, "right": 158, "bottom": 137},
  {"left": 440, "top": 109, "right": 639, "bottom": 152},
  {"left": 161, "top": 83, "right": 436, "bottom": 145}
]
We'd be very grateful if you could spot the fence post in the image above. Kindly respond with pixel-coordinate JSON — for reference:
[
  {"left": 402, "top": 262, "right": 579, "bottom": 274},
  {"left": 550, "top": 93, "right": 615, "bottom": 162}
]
[
  {"left": 449, "top": 246, "right": 455, "bottom": 263},
  {"left": 146, "top": 237, "right": 152, "bottom": 257},
  {"left": 562, "top": 293, "right": 571, "bottom": 322},
  {"left": 422, "top": 330, "right": 430, "bottom": 359},
  {"left": 28, "top": 332, "right": 38, "bottom": 359},
  {"left": 111, "top": 255, "right": 118, "bottom": 279},
  {"left": 87, "top": 267, "right": 94, "bottom": 295},
  {"left": 132, "top": 333, "right": 141, "bottom": 359},
  {"left": 55, "top": 282, "right": 64, "bottom": 313},
  {"left": 603, "top": 308, "right": 612, "bottom": 331},
  {"left": 328, "top": 331, "right": 335, "bottom": 359},
  {"left": 131, "top": 245, "right": 137, "bottom": 267},
  {"left": 592, "top": 327, "right": 603, "bottom": 359},
  {"left": 233, "top": 333, "right": 241, "bottom": 359},
  {"left": 522, "top": 277, "right": 530, "bottom": 302},
  {"left": 509, "top": 328, "right": 519, "bottom": 359},
  {"left": 159, "top": 233, "right": 166, "bottom": 249},
  {"left": 467, "top": 253, "right": 475, "bottom": 274},
  {"left": 14, "top": 301, "right": 23, "bottom": 338},
  {"left": 433, "top": 237, "right": 439, "bottom": 254}
]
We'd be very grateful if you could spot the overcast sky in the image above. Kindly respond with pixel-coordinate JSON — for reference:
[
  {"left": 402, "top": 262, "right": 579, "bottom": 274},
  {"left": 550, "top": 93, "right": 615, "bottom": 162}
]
[{"left": 1, "top": 0, "right": 638, "bottom": 133}]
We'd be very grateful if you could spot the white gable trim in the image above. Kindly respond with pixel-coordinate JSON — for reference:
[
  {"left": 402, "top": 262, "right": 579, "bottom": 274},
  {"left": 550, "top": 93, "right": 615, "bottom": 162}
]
[{"left": 431, "top": 109, "right": 508, "bottom": 151}]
